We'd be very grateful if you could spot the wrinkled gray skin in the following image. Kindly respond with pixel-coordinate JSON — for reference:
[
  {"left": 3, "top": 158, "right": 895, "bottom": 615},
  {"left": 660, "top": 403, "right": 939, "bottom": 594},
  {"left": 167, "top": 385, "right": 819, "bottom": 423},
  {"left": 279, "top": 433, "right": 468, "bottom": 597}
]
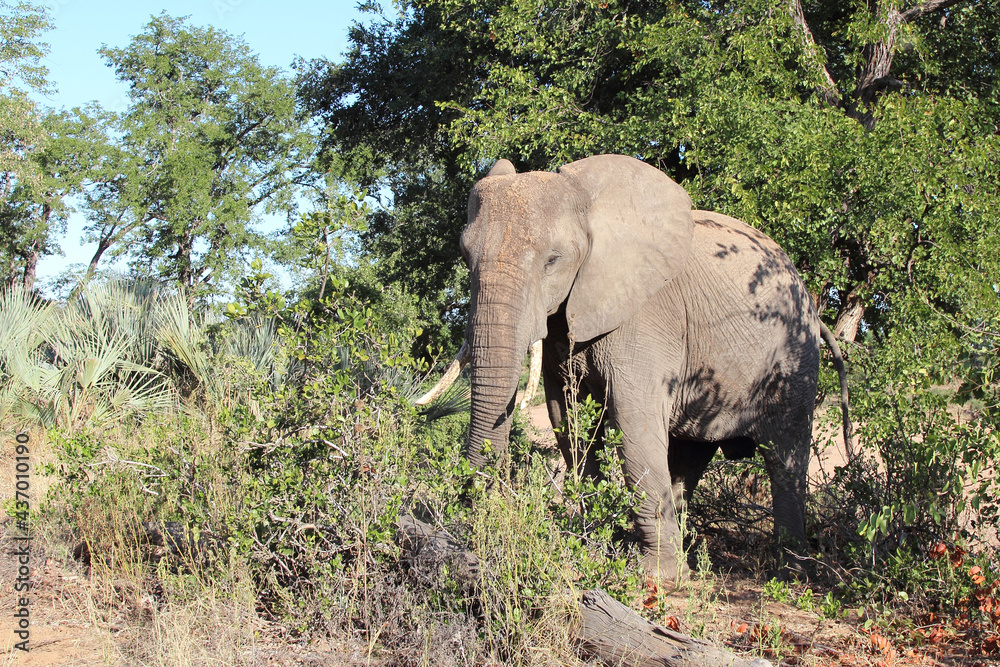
[{"left": 460, "top": 155, "right": 825, "bottom": 581}]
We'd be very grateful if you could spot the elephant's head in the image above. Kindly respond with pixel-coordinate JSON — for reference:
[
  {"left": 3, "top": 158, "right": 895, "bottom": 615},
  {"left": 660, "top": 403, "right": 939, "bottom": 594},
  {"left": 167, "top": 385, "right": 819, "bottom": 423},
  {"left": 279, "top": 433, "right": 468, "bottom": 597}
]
[{"left": 460, "top": 154, "right": 695, "bottom": 465}]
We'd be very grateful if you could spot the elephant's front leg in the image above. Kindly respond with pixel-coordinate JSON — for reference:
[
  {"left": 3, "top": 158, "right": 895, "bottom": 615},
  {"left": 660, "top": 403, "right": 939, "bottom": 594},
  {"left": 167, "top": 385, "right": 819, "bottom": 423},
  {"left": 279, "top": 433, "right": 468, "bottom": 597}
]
[{"left": 614, "top": 400, "right": 688, "bottom": 584}]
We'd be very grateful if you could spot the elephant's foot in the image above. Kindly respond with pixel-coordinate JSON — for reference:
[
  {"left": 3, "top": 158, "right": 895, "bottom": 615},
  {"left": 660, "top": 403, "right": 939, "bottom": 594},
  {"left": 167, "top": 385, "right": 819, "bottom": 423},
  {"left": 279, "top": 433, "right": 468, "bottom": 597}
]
[
  {"left": 640, "top": 547, "right": 689, "bottom": 588},
  {"left": 771, "top": 499, "right": 812, "bottom": 581},
  {"left": 633, "top": 497, "right": 690, "bottom": 586}
]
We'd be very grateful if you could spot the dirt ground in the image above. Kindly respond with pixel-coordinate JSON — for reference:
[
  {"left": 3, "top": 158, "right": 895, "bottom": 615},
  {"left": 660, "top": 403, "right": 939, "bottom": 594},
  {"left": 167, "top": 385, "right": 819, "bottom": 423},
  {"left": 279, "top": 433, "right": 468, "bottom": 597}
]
[
  {"left": 0, "top": 546, "right": 377, "bottom": 666},
  {"left": 0, "top": 555, "right": 106, "bottom": 666},
  {"left": 1, "top": 538, "right": 988, "bottom": 667}
]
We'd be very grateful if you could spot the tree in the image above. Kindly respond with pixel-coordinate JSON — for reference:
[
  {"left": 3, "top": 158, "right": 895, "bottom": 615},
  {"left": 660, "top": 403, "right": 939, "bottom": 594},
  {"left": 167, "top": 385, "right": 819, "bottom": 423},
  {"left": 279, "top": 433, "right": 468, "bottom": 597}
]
[
  {"left": 307, "top": 0, "right": 999, "bottom": 354},
  {"left": 93, "top": 13, "right": 316, "bottom": 297},
  {"left": 0, "top": 0, "right": 52, "bottom": 199},
  {"left": 295, "top": 2, "right": 501, "bottom": 348},
  {"left": 0, "top": 107, "right": 114, "bottom": 291},
  {"left": 0, "top": 0, "right": 55, "bottom": 286}
]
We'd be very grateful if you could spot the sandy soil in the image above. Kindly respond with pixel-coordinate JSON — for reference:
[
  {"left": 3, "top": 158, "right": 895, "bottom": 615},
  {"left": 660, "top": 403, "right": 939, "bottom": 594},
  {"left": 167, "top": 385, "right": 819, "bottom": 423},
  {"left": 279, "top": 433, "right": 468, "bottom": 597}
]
[{"left": 0, "top": 555, "right": 107, "bottom": 666}]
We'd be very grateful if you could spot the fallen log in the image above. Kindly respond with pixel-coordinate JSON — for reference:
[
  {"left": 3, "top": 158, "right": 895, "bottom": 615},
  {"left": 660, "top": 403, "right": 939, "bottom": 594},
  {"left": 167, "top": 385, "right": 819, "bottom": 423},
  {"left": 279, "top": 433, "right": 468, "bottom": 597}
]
[
  {"left": 396, "top": 515, "right": 771, "bottom": 667},
  {"left": 576, "top": 589, "right": 773, "bottom": 667},
  {"left": 72, "top": 521, "right": 214, "bottom": 567}
]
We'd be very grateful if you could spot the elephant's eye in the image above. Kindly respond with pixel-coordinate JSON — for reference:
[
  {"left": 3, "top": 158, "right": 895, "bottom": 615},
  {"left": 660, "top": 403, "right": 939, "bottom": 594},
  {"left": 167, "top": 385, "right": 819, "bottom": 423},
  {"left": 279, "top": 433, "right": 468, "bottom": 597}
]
[{"left": 544, "top": 254, "right": 560, "bottom": 271}]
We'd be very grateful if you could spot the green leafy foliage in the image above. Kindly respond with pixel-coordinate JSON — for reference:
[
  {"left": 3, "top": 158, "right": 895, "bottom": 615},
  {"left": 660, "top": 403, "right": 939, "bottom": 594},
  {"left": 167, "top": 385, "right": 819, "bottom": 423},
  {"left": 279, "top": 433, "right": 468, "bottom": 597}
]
[
  {"left": 33, "top": 264, "right": 654, "bottom": 661},
  {"left": 0, "top": 107, "right": 114, "bottom": 290},
  {"left": 0, "top": 0, "right": 52, "bottom": 194},
  {"left": 553, "top": 395, "right": 642, "bottom": 577},
  {"left": 86, "top": 13, "right": 316, "bottom": 295}
]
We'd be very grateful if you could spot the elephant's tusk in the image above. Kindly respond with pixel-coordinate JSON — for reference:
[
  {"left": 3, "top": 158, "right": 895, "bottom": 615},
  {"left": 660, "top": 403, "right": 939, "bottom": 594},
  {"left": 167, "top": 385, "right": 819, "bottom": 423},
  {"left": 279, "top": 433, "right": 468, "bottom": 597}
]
[
  {"left": 414, "top": 341, "right": 471, "bottom": 406},
  {"left": 518, "top": 340, "right": 543, "bottom": 410}
]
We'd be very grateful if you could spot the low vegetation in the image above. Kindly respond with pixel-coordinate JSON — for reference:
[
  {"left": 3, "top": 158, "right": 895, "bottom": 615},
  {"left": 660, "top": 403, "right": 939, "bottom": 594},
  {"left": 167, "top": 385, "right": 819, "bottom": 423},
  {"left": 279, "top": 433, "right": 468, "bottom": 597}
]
[{"left": 3, "top": 278, "right": 998, "bottom": 665}]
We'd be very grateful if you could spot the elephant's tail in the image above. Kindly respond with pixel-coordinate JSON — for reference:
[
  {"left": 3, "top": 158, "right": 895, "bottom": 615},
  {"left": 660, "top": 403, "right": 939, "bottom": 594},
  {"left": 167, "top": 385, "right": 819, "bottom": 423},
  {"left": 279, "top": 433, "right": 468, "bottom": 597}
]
[{"left": 819, "top": 321, "right": 854, "bottom": 461}]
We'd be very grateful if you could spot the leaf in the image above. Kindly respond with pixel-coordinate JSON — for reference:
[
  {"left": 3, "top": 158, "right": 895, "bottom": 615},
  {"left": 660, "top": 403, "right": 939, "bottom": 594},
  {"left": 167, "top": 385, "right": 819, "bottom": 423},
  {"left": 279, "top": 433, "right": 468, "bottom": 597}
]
[{"left": 870, "top": 633, "right": 890, "bottom": 653}]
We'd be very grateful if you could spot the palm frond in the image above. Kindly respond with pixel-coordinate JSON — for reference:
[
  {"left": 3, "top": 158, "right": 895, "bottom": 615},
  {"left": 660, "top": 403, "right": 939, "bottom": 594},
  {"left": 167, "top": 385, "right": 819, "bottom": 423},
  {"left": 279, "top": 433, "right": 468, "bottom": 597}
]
[
  {"left": 0, "top": 284, "right": 56, "bottom": 421},
  {"left": 419, "top": 375, "right": 472, "bottom": 421},
  {"left": 156, "top": 291, "right": 212, "bottom": 385}
]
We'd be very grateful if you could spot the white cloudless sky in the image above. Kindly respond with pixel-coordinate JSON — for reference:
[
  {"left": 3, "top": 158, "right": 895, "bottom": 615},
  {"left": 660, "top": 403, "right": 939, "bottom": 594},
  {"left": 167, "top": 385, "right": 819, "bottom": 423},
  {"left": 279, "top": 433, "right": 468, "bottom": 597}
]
[{"left": 32, "top": 0, "right": 369, "bottom": 287}]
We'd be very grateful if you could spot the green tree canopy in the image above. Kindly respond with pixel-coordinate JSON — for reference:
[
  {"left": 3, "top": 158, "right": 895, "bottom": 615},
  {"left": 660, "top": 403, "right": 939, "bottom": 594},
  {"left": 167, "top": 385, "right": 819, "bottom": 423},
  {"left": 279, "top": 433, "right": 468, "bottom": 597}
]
[
  {"left": 93, "top": 13, "right": 316, "bottom": 297},
  {"left": 295, "top": 2, "right": 501, "bottom": 347},
  {"left": 303, "top": 0, "right": 999, "bottom": 360},
  {"left": 0, "top": 106, "right": 114, "bottom": 290},
  {"left": 0, "top": 0, "right": 52, "bottom": 197},
  {"left": 0, "top": 0, "right": 55, "bottom": 285}
]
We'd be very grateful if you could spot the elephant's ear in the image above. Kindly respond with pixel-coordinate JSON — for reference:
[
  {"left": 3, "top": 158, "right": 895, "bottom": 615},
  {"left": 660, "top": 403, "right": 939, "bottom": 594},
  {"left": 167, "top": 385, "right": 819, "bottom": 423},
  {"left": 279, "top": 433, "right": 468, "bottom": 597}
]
[
  {"left": 559, "top": 155, "right": 694, "bottom": 343},
  {"left": 487, "top": 159, "right": 516, "bottom": 177}
]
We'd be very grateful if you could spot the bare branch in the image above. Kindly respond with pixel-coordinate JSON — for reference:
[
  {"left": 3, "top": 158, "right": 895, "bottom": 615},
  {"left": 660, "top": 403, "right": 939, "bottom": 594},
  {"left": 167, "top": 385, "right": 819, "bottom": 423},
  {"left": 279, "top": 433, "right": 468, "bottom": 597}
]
[{"left": 857, "top": 0, "right": 972, "bottom": 121}]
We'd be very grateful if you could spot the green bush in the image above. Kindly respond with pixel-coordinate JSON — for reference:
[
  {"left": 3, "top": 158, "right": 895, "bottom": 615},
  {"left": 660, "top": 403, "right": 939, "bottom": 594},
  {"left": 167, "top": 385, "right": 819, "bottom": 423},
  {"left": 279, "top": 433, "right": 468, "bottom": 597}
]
[{"left": 802, "top": 331, "right": 1000, "bottom": 634}]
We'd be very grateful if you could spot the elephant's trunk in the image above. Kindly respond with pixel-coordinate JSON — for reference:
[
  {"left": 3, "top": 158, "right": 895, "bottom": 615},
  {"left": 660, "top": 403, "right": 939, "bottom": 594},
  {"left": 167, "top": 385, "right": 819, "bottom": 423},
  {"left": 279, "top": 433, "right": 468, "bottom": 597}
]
[{"left": 465, "top": 279, "right": 532, "bottom": 467}]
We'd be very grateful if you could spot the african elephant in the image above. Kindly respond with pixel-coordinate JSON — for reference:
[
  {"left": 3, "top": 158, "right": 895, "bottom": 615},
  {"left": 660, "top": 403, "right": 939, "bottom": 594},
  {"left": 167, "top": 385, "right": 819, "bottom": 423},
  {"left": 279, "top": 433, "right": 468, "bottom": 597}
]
[{"left": 455, "top": 154, "right": 849, "bottom": 581}]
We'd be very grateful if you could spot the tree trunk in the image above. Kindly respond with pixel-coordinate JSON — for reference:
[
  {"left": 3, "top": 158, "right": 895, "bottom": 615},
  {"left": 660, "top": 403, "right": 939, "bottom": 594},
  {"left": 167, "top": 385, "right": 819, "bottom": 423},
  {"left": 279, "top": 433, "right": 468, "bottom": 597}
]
[
  {"left": 789, "top": 0, "right": 841, "bottom": 109},
  {"left": 22, "top": 206, "right": 50, "bottom": 293},
  {"left": 177, "top": 230, "right": 194, "bottom": 292},
  {"left": 22, "top": 243, "right": 39, "bottom": 294},
  {"left": 833, "top": 286, "right": 866, "bottom": 342},
  {"left": 396, "top": 515, "right": 480, "bottom": 592},
  {"left": 792, "top": 0, "right": 968, "bottom": 129},
  {"left": 87, "top": 239, "right": 112, "bottom": 281}
]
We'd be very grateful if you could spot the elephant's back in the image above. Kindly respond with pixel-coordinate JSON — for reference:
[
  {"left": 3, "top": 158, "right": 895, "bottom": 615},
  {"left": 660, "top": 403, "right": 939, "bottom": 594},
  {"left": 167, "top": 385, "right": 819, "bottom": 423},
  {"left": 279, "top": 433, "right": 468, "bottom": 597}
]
[
  {"left": 684, "top": 210, "right": 815, "bottom": 327},
  {"left": 662, "top": 210, "right": 820, "bottom": 439},
  {"left": 688, "top": 210, "right": 793, "bottom": 268}
]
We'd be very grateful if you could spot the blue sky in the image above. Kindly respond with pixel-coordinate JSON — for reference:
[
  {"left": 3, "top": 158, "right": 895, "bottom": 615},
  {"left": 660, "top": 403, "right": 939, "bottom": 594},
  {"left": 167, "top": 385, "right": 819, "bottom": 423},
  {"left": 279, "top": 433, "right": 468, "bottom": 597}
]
[{"left": 32, "top": 0, "right": 369, "bottom": 287}]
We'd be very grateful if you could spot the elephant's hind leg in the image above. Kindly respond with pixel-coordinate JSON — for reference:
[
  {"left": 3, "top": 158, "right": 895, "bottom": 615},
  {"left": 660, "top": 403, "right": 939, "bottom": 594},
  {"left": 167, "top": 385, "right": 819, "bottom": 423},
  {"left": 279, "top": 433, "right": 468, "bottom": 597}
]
[
  {"left": 667, "top": 438, "right": 719, "bottom": 513},
  {"left": 757, "top": 423, "right": 812, "bottom": 579}
]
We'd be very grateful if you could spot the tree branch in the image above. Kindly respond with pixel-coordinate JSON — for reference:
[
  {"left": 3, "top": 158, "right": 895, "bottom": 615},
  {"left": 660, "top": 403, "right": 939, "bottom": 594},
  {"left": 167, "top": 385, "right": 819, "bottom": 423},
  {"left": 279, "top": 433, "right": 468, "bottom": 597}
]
[
  {"left": 855, "top": 0, "right": 972, "bottom": 127},
  {"left": 789, "top": 0, "right": 842, "bottom": 109},
  {"left": 899, "top": 0, "right": 968, "bottom": 23}
]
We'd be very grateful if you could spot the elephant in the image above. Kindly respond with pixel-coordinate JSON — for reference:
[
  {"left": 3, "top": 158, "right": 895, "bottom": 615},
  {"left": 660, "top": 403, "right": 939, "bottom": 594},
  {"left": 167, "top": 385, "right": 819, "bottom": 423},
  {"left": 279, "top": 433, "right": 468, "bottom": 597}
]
[{"left": 451, "top": 154, "right": 850, "bottom": 581}]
